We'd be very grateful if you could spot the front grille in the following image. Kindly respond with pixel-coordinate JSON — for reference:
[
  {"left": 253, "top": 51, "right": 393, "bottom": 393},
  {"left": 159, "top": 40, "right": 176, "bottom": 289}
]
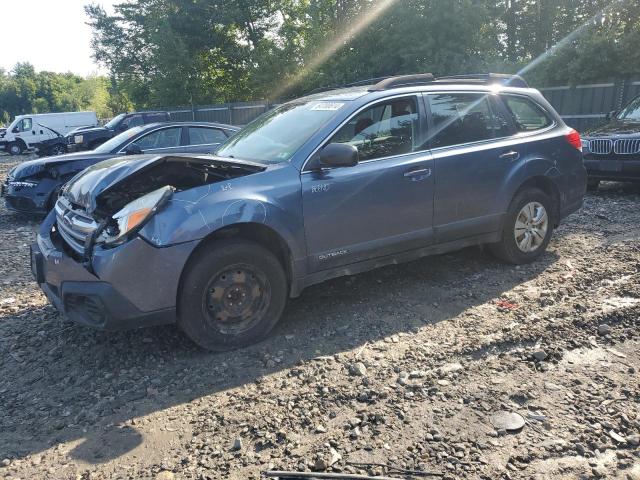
[
  {"left": 613, "top": 139, "right": 640, "bottom": 155},
  {"left": 589, "top": 139, "right": 612, "bottom": 155},
  {"left": 54, "top": 197, "right": 99, "bottom": 255}
]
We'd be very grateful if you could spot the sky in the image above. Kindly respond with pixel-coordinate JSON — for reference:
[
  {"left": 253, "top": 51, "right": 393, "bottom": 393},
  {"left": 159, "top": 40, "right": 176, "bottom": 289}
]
[{"left": 1, "top": 0, "right": 117, "bottom": 76}]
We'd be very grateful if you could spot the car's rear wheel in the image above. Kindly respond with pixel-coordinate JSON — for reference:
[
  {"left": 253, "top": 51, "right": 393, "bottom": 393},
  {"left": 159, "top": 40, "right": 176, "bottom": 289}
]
[
  {"left": 490, "top": 188, "right": 555, "bottom": 264},
  {"left": 178, "top": 239, "right": 288, "bottom": 351},
  {"left": 8, "top": 142, "right": 23, "bottom": 156}
]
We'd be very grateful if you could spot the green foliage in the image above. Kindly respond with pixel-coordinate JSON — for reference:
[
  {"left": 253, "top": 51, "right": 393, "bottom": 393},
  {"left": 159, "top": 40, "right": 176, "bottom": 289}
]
[
  {"left": 0, "top": 64, "right": 115, "bottom": 125},
  {"left": 85, "top": 0, "right": 640, "bottom": 104},
  {"left": 4, "top": 0, "right": 640, "bottom": 120}
]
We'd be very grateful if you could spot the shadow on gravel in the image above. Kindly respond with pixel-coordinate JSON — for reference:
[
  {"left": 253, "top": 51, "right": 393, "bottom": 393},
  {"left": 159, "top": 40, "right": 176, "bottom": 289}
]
[{"left": 0, "top": 243, "right": 560, "bottom": 465}]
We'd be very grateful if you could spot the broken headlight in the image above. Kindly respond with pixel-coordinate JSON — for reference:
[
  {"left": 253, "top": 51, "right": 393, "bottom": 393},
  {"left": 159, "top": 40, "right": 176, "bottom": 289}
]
[{"left": 99, "top": 186, "right": 174, "bottom": 245}]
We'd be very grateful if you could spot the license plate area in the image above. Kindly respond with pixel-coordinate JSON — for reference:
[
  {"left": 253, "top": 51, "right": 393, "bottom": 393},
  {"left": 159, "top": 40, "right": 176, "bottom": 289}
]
[{"left": 600, "top": 160, "right": 622, "bottom": 172}]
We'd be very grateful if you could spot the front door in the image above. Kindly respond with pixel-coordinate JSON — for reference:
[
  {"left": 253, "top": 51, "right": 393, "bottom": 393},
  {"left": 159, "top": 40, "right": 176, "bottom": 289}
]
[
  {"left": 17, "top": 117, "right": 35, "bottom": 147},
  {"left": 301, "top": 95, "right": 435, "bottom": 272}
]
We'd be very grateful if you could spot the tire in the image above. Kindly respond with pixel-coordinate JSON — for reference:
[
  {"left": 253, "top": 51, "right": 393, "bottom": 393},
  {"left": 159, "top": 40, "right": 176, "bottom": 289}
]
[
  {"left": 178, "top": 239, "right": 288, "bottom": 351},
  {"left": 8, "top": 142, "right": 23, "bottom": 156},
  {"left": 489, "top": 188, "right": 555, "bottom": 264},
  {"left": 587, "top": 179, "right": 600, "bottom": 191},
  {"left": 50, "top": 144, "right": 66, "bottom": 156}
]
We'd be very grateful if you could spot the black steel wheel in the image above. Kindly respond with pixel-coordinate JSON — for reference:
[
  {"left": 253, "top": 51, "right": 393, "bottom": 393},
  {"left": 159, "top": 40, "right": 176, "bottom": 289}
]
[
  {"left": 178, "top": 239, "right": 287, "bottom": 351},
  {"left": 50, "top": 144, "right": 66, "bottom": 156},
  {"left": 203, "top": 264, "right": 271, "bottom": 336}
]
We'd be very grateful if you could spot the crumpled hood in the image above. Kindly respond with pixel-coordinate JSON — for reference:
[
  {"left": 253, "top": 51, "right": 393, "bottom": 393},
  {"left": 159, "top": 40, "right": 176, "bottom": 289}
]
[
  {"left": 62, "top": 154, "right": 266, "bottom": 212},
  {"left": 11, "top": 152, "right": 112, "bottom": 179},
  {"left": 583, "top": 120, "right": 640, "bottom": 137}
]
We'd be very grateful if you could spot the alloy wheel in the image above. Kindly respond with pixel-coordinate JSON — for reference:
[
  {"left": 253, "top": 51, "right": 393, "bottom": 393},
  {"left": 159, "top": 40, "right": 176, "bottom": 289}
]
[{"left": 514, "top": 201, "right": 548, "bottom": 253}]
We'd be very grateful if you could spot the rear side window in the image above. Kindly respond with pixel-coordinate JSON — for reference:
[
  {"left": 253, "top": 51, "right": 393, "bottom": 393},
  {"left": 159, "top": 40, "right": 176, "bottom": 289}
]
[
  {"left": 329, "top": 96, "right": 419, "bottom": 161},
  {"left": 123, "top": 114, "right": 144, "bottom": 129},
  {"left": 426, "top": 93, "right": 498, "bottom": 148},
  {"left": 501, "top": 95, "right": 553, "bottom": 132},
  {"left": 135, "top": 127, "right": 182, "bottom": 149},
  {"left": 188, "top": 127, "right": 227, "bottom": 145},
  {"left": 144, "top": 112, "right": 169, "bottom": 123}
]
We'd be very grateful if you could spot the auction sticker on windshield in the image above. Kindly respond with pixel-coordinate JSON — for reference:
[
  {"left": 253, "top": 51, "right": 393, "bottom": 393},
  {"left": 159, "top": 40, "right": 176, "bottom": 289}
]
[{"left": 311, "top": 102, "right": 344, "bottom": 111}]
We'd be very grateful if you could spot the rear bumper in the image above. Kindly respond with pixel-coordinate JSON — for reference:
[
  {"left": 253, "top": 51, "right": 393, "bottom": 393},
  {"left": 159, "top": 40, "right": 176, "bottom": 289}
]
[
  {"left": 557, "top": 164, "right": 587, "bottom": 221},
  {"left": 32, "top": 211, "right": 198, "bottom": 331},
  {"left": 583, "top": 157, "right": 640, "bottom": 181}
]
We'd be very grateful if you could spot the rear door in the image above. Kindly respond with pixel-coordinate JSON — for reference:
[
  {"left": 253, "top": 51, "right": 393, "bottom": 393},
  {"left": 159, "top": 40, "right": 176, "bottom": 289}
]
[
  {"left": 301, "top": 94, "right": 435, "bottom": 272},
  {"left": 184, "top": 126, "right": 229, "bottom": 153},
  {"left": 424, "top": 91, "right": 520, "bottom": 242}
]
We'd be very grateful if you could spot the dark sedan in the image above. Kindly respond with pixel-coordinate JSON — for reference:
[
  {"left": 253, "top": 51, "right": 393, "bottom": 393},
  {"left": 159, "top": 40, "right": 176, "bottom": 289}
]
[
  {"left": 1, "top": 122, "right": 239, "bottom": 214},
  {"left": 582, "top": 94, "right": 640, "bottom": 187}
]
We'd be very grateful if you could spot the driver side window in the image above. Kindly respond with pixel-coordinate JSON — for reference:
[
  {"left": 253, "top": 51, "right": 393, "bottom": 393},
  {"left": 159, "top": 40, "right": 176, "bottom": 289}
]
[{"left": 329, "top": 97, "right": 419, "bottom": 161}]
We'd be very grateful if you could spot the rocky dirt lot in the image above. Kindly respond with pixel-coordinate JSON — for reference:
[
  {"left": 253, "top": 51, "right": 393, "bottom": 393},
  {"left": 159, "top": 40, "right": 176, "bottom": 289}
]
[{"left": 0, "top": 153, "right": 638, "bottom": 480}]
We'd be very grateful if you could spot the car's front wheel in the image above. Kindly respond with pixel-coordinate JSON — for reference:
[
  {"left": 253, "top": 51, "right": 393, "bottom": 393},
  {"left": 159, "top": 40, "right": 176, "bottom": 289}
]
[
  {"left": 178, "top": 239, "right": 288, "bottom": 351},
  {"left": 50, "top": 144, "right": 66, "bottom": 156},
  {"left": 490, "top": 188, "right": 555, "bottom": 264},
  {"left": 8, "top": 142, "right": 23, "bottom": 156}
]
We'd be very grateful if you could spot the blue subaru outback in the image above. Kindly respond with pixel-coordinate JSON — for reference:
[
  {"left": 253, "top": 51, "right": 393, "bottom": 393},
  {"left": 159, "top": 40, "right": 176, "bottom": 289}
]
[{"left": 31, "top": 73, "right": 587, "bottom": 350}]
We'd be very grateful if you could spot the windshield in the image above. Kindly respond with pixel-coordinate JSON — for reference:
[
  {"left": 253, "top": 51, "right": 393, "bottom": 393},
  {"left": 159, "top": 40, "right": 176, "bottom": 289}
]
[
  {"left": 617, "top": 95, "right": 640, "bottom": 121},
  {"left": 104, "top": 113, "right": 126, "bottom": 129},
  {"left": 216, "top": 100, "right": 348, "bottom": 163},
  {"left": 93, "top": 125, "right": 147, "bottom": 153}
]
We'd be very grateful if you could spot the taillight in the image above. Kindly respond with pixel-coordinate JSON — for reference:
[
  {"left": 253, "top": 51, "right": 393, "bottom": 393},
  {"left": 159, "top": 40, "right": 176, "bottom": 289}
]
[{"left": 565, "top": 129, "right": 582, "bottom": 151}]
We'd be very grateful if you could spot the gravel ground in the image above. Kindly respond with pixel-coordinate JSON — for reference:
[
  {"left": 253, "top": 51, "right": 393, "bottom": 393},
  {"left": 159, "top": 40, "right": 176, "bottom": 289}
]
[{"left": 0, "top": 153, "right": 638, "bottom": 480}]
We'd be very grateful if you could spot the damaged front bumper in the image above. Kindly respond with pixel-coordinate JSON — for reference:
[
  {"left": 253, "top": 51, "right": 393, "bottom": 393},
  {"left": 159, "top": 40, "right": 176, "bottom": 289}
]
[
  {"left": 2, "top": 178, "right": 56, "bottom": 214},
  {"left": 32, "top": 210, "right": 197, "bottom": 330}
]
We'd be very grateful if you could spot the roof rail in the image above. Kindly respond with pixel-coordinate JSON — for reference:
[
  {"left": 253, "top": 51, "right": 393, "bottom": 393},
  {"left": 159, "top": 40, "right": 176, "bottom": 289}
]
[
  {"left": 368, "top": 73, "right": 435, "bottom": 91},
  {"left": 435, "top": 73, "right": 529, "bottom": 88},
  {"left": 306, "top": 76, "right": 393, "bottom": 96}
]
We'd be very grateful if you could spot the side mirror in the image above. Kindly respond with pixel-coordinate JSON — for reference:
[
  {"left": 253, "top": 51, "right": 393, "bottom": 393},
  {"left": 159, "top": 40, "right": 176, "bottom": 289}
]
[
  {"left": 12, "top": 127, "right": 19, "bottom": 133},
  {"left": 124, "top": 143, "right": 143, "bottom": 155},
  {"left": 606, "top": 110, "right": 617, "bottom": 120},
  {"left": 318, "top": 143, "right": 359, "bottom": 168},
  {"left": 117, "top": 123, "right": 128, "bottom": 131}
]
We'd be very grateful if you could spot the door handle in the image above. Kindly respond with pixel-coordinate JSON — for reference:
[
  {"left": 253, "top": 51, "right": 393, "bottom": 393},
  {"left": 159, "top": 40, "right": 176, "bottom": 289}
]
[
  {"left": 499, "top": 150, "right": 520, "bottom": 161},
  {"left": 403, "top": 167, "right": 432, "bottom": 180}
]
